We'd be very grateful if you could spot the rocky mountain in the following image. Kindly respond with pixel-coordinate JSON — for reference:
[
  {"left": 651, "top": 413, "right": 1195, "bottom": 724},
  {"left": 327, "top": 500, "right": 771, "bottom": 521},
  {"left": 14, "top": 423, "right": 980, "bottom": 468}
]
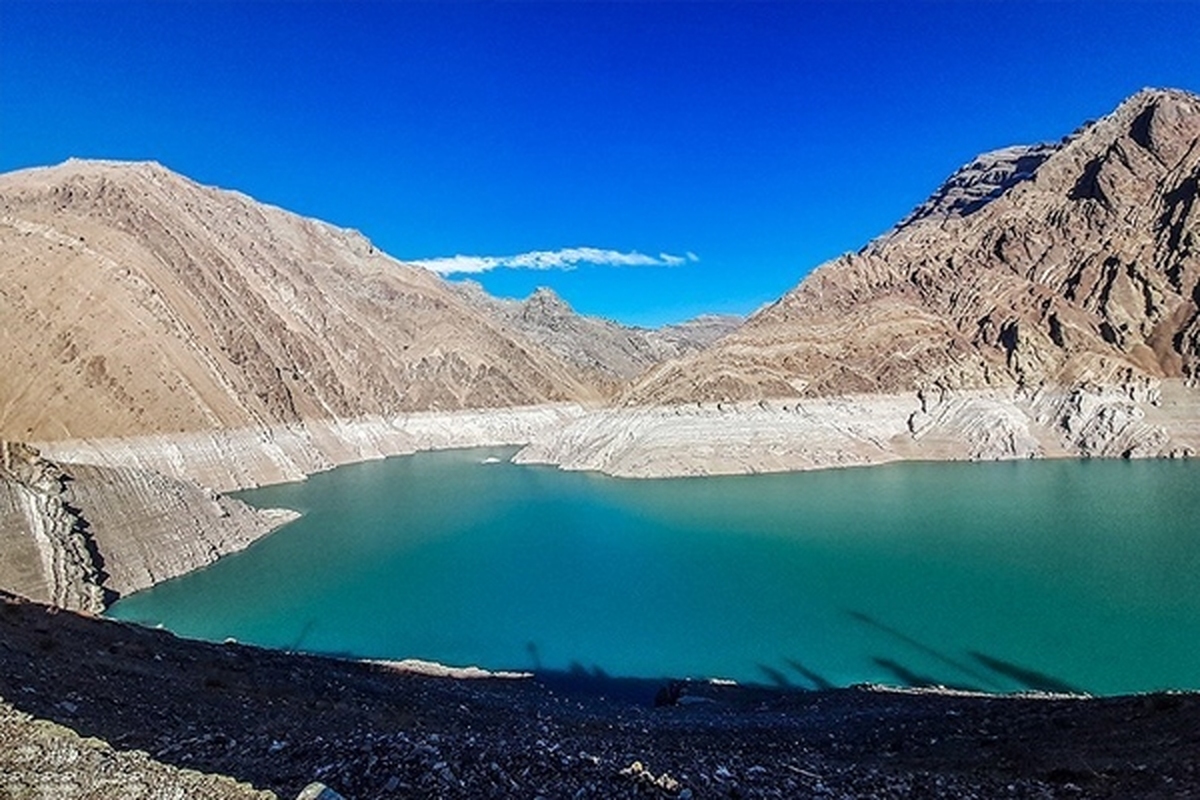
[
  {"left": 628, "top": 88, "right": 1200, "bottom": 404},
  {"left": 0, "top": 159, "right": 604, "bottom": 445},
  {"left": 450, "top": 280, "right": 740, "bottom": 385}
]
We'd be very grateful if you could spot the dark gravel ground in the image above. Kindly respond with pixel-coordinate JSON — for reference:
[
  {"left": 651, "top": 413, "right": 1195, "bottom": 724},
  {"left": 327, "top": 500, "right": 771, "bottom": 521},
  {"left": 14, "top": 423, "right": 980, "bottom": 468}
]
[{"left": 1, "top": 590, "right": 1198, "bottom": 799}]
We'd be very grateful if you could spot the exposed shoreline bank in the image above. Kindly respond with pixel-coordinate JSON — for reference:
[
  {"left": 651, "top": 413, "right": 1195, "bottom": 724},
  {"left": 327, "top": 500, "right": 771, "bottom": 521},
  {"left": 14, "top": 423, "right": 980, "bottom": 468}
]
[
  {"left": 6, "top": 380, "right": 1198, "bottom": 614},
  {"left": 34, "top": 380, "right": 1200, "bottom": 492}
]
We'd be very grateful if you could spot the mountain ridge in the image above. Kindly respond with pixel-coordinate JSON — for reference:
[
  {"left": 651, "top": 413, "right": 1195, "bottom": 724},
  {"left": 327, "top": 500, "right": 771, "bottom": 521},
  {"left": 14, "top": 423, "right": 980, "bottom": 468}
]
[
  {"left": 449, "top": 280, "right": 740, "bottom": 385},
  {"left": 626, "top": 87, "right": 1200, "bottom": 405},
  {"left": 0, "top": 158, "right": 606, "bottom": 443}
]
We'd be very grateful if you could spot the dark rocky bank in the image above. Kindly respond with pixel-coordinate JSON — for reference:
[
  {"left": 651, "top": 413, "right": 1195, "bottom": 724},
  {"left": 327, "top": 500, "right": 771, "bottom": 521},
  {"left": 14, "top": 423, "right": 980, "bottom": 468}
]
[{"left": 1, "top": 591, "right": 1198, "bottom": 799}]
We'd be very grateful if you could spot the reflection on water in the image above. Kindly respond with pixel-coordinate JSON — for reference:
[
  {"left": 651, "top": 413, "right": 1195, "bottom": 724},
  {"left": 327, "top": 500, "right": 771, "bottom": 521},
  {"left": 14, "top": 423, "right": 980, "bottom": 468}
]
[{"left": 109, "top": 450, "right": 1200, "bottom": 695}]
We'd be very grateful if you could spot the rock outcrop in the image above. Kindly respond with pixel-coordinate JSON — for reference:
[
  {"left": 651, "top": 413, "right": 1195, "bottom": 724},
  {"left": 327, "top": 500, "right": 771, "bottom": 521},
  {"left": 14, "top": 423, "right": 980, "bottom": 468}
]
[
  {"left": 0, "top": 442, "right": 106, "bottom": 611},
  {"left": 0, "top": 441, "right": 295, "bottom": 611},
  {"left": 628, "top": 88, "right": 1200, "bottom": 406}
]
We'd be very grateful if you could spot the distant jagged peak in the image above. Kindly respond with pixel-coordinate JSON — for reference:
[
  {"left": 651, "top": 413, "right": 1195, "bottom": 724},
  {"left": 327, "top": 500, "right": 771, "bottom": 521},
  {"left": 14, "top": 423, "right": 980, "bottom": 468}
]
[{"left": 521, "top": 286, "right": 575, "bottom": 319}]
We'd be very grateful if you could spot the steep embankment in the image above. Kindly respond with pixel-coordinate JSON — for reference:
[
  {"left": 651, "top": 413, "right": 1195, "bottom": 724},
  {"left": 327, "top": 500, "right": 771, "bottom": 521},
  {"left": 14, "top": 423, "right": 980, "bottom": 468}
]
[
  {"left": 518, "top": 89, "right": 1200, "bottom": 475},
  {"left": 0, "top": 441, "right": 294, "bottom": 612}
]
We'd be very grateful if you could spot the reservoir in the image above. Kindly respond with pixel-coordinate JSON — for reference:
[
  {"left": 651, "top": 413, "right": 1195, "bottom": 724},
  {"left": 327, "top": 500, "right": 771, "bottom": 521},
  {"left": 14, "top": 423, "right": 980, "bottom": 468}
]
[{"left": 109, "top": 450, "right": 1200, "bottom": 695}]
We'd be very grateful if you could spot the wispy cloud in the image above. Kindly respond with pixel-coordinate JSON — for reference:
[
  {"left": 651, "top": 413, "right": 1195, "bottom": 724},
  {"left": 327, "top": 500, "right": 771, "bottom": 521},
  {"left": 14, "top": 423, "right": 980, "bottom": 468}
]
[{"left": 408, "top": 246, "right": 699, "bottom": 275}]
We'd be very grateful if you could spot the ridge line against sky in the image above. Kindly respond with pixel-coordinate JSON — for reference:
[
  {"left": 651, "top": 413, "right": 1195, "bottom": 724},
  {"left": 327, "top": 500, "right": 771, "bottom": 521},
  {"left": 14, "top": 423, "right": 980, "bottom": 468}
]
[{"left": 2, "top": 2, "right": 1199, "bottom": 326}]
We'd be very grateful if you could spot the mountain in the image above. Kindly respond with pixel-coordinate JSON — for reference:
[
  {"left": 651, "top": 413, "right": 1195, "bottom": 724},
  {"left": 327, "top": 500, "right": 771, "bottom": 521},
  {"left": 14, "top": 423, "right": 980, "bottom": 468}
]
[
  {"left": 0, "top": 159, "right": 603, "bottom": 445},
  {"left": 450, "top": 280, "right": 740, "bottom": 386},
  {"left": 627, "top": 88, "right": 1200, "bottom": 404}
]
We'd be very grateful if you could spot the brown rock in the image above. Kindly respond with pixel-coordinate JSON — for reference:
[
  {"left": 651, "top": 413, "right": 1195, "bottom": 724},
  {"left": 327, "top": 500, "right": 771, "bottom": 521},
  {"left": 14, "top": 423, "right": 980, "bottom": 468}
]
[
  {"left": 0, "top": 160, "right": 601, "bottom": 444},
  {"left": 627, "top": 88, "right": 1200, "bottom": 405}
]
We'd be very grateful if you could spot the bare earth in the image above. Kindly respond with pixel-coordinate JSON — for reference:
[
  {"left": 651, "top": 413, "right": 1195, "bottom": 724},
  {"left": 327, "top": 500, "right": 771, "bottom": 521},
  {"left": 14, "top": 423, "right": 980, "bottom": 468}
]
[{"left": 2, "top": 591, "right": 1199, "bottom": 800}]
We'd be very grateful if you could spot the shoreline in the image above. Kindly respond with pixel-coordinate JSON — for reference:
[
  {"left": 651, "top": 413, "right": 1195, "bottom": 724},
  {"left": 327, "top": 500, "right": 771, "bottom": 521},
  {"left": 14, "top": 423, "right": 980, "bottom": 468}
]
[
  {"left": 9, "top": 380, "right": 1198, "bottom": 615},
  {"left": 34, "top": 380, "right": 1200, "bottom": 493}
]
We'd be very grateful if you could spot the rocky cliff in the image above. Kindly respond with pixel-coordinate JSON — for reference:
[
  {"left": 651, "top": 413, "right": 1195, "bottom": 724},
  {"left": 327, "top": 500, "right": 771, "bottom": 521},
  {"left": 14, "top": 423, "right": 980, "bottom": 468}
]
[
  {"left": 0, "top": 441, "right": 294, "bottom": 612},
  {"left": 629, "top": 88, "right": 1200, "bottom": 404}
]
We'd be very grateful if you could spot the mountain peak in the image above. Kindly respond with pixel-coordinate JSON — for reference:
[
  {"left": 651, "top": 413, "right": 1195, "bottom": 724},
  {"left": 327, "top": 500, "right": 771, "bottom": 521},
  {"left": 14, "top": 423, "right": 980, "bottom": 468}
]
[
  {"left": 892, "top": 142, "right": 1061, "bottom": 233},
  {"left": 521, "top": 287, "right": 574, "bottom": 319}
]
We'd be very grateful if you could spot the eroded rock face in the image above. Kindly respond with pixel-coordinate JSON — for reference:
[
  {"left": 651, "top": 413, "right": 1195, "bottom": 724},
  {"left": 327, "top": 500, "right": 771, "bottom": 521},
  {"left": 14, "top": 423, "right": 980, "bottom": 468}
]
[
  {"left": 0, "top": 442, "right": 105, "bottom": 611},
  {"left": 0, "top": 160, "right": 601, "bottom": 445},
  {"left": 0, "top": 441, "right": 295, "bottom": 611},
  {"left": 628, "top": 88, "right": 1200, "bottom": 405}
]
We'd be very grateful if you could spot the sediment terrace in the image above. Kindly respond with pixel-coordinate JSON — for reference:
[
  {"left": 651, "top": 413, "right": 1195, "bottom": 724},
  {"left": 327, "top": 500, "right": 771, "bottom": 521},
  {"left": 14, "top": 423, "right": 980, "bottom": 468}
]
[{"left": 34, "top": 380, "right": 1200, "bottom": 489}]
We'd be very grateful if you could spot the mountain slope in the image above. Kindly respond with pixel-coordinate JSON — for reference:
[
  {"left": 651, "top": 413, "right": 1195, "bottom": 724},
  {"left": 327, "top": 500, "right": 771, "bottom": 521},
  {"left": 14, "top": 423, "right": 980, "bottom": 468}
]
[
  {"left": 0, "top": 160, "right": 601, "bottom": 443},
  {"left": 628, "top": 88, "right": 1200, "bottom": 404}
]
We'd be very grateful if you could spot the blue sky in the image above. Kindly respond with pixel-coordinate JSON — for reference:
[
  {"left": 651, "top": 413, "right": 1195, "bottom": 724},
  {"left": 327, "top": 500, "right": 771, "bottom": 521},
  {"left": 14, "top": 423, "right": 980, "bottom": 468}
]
[{"left": 3, "top": 2, "right": 1199, "bottom": 327}]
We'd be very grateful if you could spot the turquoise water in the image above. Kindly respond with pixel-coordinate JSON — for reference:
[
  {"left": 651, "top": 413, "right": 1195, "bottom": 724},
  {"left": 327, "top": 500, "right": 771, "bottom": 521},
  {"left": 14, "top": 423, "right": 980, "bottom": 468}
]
[{"left": 109, "top": 451, "right": 1200, "bottom": 695}]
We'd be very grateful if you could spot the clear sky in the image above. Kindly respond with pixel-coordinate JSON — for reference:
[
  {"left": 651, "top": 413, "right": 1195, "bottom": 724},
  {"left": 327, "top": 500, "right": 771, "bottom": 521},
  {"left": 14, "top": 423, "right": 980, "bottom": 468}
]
[{"left": 3, "top": 2, "right": 1199, "bottom": 326}]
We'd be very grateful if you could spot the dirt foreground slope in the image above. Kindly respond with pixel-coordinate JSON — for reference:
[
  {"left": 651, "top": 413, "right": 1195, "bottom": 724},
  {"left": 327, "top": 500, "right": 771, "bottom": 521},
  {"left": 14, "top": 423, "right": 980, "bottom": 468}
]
[{"left": 2, "top": 590, "right": 1199, "bottom": 800}]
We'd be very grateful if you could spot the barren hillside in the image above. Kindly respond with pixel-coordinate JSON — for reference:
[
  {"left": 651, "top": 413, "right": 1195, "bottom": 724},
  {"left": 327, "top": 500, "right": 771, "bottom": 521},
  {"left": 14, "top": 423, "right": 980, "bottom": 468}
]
[
  {"left": 0, "top": 160, "right": 601, "bottom": 443},
  {"left": 629, "top": 89, "right": 1200, "bottom": 404}
]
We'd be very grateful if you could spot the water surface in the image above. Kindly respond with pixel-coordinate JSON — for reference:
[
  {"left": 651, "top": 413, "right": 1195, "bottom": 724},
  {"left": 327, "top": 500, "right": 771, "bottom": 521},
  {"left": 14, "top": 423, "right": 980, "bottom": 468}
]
[{"left": 110, "top": 451, "right": 1200, "bottom": 695}]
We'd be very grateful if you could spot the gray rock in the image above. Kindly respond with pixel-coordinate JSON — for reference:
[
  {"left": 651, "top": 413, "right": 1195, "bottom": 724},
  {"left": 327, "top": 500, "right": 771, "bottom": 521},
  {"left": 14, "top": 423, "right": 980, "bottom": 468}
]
[{"left": 295, "top": 783, "right": 345, "bottom": 800}]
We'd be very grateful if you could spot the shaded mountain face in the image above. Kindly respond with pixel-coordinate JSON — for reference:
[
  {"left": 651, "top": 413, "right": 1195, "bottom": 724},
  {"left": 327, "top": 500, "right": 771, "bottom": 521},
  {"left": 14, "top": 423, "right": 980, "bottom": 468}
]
[
  {"left": 450, "top": 281, "right": 741, "bottom": 387},
  {"left": 0, "top": 160, "right": 601, "bottom": 442},
  {"left": 629, "top": 89, "right": 1200, "bottom": 404}
]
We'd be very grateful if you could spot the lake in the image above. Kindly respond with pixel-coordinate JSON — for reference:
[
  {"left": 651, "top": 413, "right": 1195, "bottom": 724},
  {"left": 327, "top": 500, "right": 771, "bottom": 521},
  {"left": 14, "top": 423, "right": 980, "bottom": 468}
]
[{"left": 108, "top": 449, "right": 1200, "bottom": 695}]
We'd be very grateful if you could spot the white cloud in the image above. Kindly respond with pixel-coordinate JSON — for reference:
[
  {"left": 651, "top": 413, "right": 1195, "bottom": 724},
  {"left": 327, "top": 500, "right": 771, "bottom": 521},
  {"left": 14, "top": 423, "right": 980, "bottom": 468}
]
[{"left": 408, "top": 246, "right": 698, "bottom": 275}]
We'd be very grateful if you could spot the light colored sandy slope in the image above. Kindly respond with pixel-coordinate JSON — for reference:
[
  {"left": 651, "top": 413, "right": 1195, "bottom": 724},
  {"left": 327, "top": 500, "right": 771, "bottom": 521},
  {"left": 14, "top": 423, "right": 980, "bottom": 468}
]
[
  {"left": 627, "top": 88, "right": 1200, "bottom": 405},
  {"left": 0, "top": 159, "right": 600, "bottom": 445}
]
